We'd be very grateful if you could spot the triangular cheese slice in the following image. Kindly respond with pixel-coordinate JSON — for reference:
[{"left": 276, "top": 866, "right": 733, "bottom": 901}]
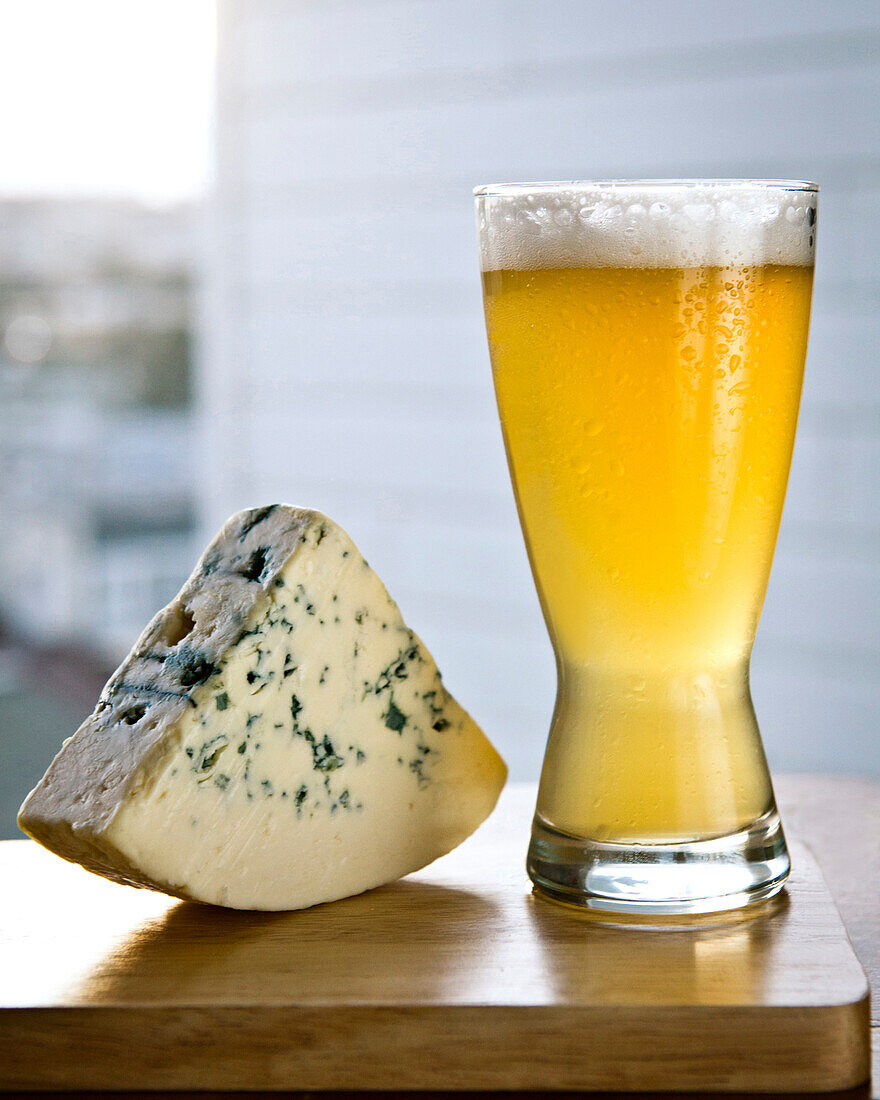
[{"left": 19, "top": 505, "right": 507, "bottom": 909}]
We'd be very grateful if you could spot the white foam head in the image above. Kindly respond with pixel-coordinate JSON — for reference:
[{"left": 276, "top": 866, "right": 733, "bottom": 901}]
[{"left": 475, "top": 180, "right": 817, "bottom": 271}]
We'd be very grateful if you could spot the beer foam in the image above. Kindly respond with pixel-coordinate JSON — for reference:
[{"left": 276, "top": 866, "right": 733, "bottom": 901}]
[{"left": 475, "top": 181, "right": 817, "bottom": 271}]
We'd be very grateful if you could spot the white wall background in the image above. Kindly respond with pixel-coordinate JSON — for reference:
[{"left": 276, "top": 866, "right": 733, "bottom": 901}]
[{"left": 200, "top": 0, "right": 880, "bottom": 780}]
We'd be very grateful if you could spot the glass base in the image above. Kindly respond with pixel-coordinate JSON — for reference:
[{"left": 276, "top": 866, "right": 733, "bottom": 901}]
[{"left": 528, "top": 808, "right": 790, "bottom": 917}]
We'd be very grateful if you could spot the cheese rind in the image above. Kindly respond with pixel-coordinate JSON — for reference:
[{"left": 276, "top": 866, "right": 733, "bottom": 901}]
[{"left": 18, "top": 506, "right": 507, "bottom": 910}]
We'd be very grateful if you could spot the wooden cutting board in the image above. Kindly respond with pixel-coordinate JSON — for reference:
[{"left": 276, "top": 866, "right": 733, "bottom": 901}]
[{"left": 0, "top": 784, "right": 869, "bottom": 1093}]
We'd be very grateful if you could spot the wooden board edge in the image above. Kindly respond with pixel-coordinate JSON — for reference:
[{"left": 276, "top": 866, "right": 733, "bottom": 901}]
[{"left": 0, "top": 1001, "right": 870, "bottom": 1093}]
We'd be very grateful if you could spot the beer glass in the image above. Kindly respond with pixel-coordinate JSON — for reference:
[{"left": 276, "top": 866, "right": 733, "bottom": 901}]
[{"left": 476, "top": 181, "right": 817, "bottom": 915}]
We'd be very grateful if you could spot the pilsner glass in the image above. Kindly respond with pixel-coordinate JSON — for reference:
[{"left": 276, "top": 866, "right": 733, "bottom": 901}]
[{"left": 476, "top": 180, "right": 817, "bottom": 915}]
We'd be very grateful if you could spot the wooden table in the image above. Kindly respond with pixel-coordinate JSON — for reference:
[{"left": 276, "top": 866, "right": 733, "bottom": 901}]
[{"left": 0, "top": 774, "right": 875, "bottom": 1100}]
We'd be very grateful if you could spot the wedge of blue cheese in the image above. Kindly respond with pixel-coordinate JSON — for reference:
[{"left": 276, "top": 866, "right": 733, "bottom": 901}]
[{"left": 18, "top": 505, "right": 507, "bottom": 910}]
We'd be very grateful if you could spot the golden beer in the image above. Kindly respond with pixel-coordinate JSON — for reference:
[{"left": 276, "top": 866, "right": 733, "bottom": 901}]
[{"left": 477, "top": 182, "right": 817, "bottom": 913}]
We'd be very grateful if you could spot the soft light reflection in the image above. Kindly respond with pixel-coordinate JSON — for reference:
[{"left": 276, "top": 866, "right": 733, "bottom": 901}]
[
  {"left": 0, "top": 842, "right": 174, "bottom": 1006},
  {"left": 693, "top": 926, "right": 763, "bottom": 1002},
  {"left": 2, "top": 841, "right": 514, "bottom": 1008},
  {"left": 527, "top": 891, "right": 778, "bottom": 1006}
]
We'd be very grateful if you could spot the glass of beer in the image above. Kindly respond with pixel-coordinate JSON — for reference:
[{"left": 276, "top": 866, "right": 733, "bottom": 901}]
[{"left": 476, "top": 180, "right": 817, "bottom": 915}]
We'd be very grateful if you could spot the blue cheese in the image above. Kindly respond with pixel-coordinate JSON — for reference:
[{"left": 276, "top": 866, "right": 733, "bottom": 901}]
[{"left": 18, "top": 506, "right": 507, "bottom": 910}]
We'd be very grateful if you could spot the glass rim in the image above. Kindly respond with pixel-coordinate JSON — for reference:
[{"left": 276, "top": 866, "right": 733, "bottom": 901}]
[{"left": 473, "top": 179, "right": 819, "bottom": 197}]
